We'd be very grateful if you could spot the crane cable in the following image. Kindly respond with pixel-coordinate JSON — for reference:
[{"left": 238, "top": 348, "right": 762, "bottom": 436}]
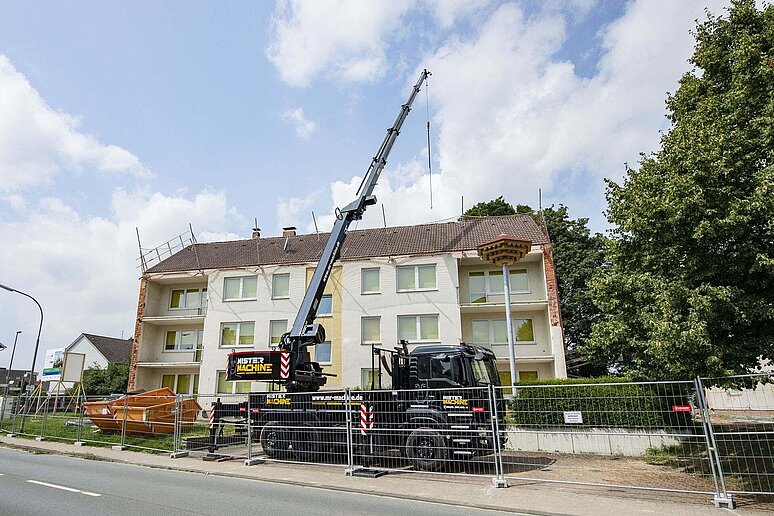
[{"left": 425, "top": 75, "right": 433, "bottom": 210}]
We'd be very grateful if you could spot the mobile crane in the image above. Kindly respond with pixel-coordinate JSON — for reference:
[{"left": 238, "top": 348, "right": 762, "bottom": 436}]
[{"left": 208, "top": 69, "right": 507, "bottom": 471}]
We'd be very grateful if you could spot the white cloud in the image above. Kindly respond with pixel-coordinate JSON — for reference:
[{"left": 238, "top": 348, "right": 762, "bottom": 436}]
[
  {"left": 428, "top": 0, "right": 491, "bottom": 29},
  {"left": 266, "top": 0, "right": 415, "bottom": 87},
  {"left": 0, "top": 55, "right": 151, "bottom": 192},
  {"left": 305, "top": 0, "right": 731, "bottom": 232},
  {"left": 0, "top": 188, "right": 241, "bottom": 371},
  {"left": 280, "top": 107, "right": 318, "bottom": 140}
]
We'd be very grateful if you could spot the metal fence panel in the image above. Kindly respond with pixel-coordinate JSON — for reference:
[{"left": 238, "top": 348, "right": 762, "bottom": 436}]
[
  {"left": 494, "top": 381, "right": 717, "bottom": 494},
  {"left": 701, "top": 374, "right": 774, "bottom": 495}
]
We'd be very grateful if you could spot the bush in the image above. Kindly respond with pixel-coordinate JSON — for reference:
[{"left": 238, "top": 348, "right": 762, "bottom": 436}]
[{"left": 508, "top": 377, "right": 694, "bottom": 428}]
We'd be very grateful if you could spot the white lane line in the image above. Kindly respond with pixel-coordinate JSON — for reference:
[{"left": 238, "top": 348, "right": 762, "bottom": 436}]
[{"left": 26, "top": 480, "right": 101, "bottom": 497}]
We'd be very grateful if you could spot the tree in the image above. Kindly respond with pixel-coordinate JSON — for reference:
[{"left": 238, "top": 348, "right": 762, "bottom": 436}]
[
  {"left": 81, "top": 363, "right": 130, "bottom": 396},
  {"left": 464, "top": 196, "right": 532, "bottom": 217},
  {"left": 584, "top": 0, "right": 774, "bottom": 380},
  {"left": 541, "top": 206, "right": 607, "bottom": 376},
  {"left": 465, "top": 199, "right": 606, "bottom": 375}
]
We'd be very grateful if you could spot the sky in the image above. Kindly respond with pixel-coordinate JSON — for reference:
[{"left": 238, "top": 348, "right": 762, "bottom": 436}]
[{"left": 0, "top": 0, "right": 731, "bottom": 372}]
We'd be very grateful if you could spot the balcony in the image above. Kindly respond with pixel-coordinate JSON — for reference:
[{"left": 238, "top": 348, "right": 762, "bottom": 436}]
[
  {"left": 459, "top": 300, "right": 548, "bottom": 314},
  {"left": 142, "top": 306, "right": 206, "bottom": 326}
]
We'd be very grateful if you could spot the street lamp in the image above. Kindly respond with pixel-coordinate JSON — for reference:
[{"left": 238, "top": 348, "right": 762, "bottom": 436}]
[
  {"left": 476, "top": 236, "right": 532, "bottom": 396},
  {"left": 0, "top": 284, "right": 43, "bottom": 428}
]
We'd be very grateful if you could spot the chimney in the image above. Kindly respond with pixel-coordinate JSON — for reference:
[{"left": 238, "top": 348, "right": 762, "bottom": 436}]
[
  {"left": 282, "top": 226, "right": 297, "bottom": 237},
  {"left": 252, "top": 218, "right": 261, "bottom": 239}
]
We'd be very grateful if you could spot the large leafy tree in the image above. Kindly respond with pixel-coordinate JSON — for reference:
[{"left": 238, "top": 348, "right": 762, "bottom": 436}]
[
  {"left": 464, "top": 199, "right": 606, "bottom": 375},
  {"left": 81, "top": 363, "right": 130, "bottom": 396},
  {"left": 585, "top": 0, "right": 774, "bottom": 379}
]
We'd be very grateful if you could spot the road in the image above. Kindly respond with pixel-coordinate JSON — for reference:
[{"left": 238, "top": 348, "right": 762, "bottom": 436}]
[{"left": 0, "top": 448, "right": 514, "bottom": 516}]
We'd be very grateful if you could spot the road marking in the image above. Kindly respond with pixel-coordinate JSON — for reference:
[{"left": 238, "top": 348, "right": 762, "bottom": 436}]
[{"left": 26, "top": 480, "right": 101, "bottom": 497}]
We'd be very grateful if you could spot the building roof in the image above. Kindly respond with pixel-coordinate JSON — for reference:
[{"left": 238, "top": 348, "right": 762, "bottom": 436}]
[
  {"left": 146, "top": 215, "right": 549, "bottom": 274},
  {"left": 80, "top": 334, "right": 133, "bottom": 364}
]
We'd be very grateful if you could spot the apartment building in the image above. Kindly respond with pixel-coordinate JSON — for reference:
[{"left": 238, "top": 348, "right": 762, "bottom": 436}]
[{"left": 128, "top": 215, "right": 567, "bottom": 395}]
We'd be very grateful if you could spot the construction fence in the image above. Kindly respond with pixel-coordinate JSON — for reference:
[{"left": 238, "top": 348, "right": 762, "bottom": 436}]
[{"left": 1, "top": 374, "right": 772, "bottom": 509}]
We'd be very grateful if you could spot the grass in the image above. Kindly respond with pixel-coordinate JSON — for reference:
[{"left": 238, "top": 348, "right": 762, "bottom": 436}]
[{"left": 0, "top": 412, "right": 217, "bottom": 454}]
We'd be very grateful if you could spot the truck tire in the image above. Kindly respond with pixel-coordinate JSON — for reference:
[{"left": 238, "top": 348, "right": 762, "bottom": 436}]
[
  {"left": 293, "top": 424, "right": 320, "bottom": 463},
  {"left": 406, "top": 428, "right": 448, "bottom": 472},
  {"left": 260, "top": 421, "right": 293, "bottom": 459}
]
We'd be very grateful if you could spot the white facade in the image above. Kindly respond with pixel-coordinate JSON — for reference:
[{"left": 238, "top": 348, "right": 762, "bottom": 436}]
[
  {"left": 130, "top": 219, "right": 567, "bottom": 394},
  {"left": 68, "top": 335, "right": 110, "bottom": 370}
]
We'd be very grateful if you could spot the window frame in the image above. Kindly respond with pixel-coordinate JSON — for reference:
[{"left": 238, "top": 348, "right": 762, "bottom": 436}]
[
  {"left": 216, "top": 370, "right": 251, "bottom": 395},
  {"left": 219, "top": 321, "right": 256, "bottom": 348},
  {"left": 361, "top": 316, "right": 381, "bottom": 345},
  {"left": 396, "top": 264, "right": 437, "bottom": 293},
  {"left": 169, "top": 287, "right": 208, "bottom": 310},
  {"left": 470, "top": 318, "right": 536, "bottom": 345},
  {"left": 271, "top": 273, "right": 291, "bottom": 299},
  {"left": 269, "top": 319, "right": 288, "bottom": 347},
  {"left": 468, "top": 268, "right": 530, "bottom": 304},
  {"left": 361, "top": 267, "right": 381, "bottom": 295},
  {"left": 160, "top": 373, "right": 199, "bottom": 395},
  {"left": 315, "top": 341, "right": 332, "bottom": 365},
  {"left": 223, "top": 276, "right": 258, "bottom": 301},
  {"left": 163, "top": 329, "right": 202, "bottom": 352},
  {"left": 316, "top": 294, "right": 333, "bottom": 317},
  {"left": 397, "top": 314, "right": 440, "bottom": 343}
]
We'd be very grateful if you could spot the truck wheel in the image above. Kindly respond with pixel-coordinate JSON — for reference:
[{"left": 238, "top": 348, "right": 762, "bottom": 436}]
[
  {"left": 260, "top": 421, "right": 292, "bottom": 459},
  {"left": 293, "top": 424, "right": 320, "bottom": 463},
  {"left": 406, "top": 428, "right": 448, "bottom": 472}
]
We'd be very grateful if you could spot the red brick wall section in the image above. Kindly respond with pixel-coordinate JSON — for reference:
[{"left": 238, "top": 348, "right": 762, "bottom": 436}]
[
  {"left": 127, "top": 276, "right": 148, "bottom": 392},
  {"left": 542, "top": 244, "right": 563, "bottom": 328}
]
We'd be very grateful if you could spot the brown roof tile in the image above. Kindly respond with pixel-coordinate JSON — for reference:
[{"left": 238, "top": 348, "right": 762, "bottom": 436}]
[{"left": 146, "top": 215, "right": 549, "bottom": 274}]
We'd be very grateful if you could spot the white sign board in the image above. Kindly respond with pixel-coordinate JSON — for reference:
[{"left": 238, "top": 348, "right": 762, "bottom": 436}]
[
  {"left": 62, "top": 352, "right": 86, "bottom": 383},
  {"left": 563, "top": 411, "right": 583, "bottom": 424},
  {"left": 41, "top": 347, "right": 65, "bottom": 382}
]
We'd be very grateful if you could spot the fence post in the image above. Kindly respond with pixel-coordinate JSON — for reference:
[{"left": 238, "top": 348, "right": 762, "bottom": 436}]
[
  {"left": 489, "top": 385, "right": 507, "bottom": 488},
  {"left": 36, "top": 403, "right": 47, "bottom": 441},
  {"left": 114, "top": 393, "right": 128, "bottom": 451},
  {"left": 170, "top": 394, "right": 188, "bottom": 458},
  {"left": 74, "top": 400, "right": 85, "bottom": 446},
  {"left": 9, "top": 395, "right": 20, "bottom": 436},
  {"left": 345, "top": 388, "right": 354, "bottom": 474},
  {"left": 245, "top": 394, "right": 261, "bottom": 465},
  {"left": 694, "top": 377, "right": 734, "bottom": 509}
]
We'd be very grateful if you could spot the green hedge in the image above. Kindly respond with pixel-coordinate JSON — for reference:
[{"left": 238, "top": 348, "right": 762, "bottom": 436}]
[{"left": 508, "top": 377, "right": 695, "bottom": 428}]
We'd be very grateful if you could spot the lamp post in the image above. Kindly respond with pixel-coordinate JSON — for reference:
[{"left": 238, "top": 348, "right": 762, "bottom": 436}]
[
  {"left": 1, "top": 331, "right": 22, "bottom": 421},
  {"left": 476, "top": 236, "right": 532, "bottom": 396},
  {"left": 0, "top": 284, "right": 43, "bottom": 430}
]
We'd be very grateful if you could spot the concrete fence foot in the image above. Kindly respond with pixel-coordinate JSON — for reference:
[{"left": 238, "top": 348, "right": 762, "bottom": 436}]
[
  {"left": 73, "top": 441, "right": 85, "bottom": 446},
  {"left": 244, "top": 457, "right": 264, "bottom": 466},
  {"left": 111, "top": 445, "right": 125, "bottom": 451},
  {"left": 170, "top": 451, "right": 189, "bottom": 459},
  {"left": 492, "top": 477, "right": 508, "bottom": 488},
  {"left": 713, "top": 495, "right": 734, "bottom": 509}
]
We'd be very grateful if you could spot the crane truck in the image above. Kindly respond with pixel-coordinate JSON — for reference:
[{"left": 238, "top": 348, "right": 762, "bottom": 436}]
[{"left": 207, "top": 69, "right": 507, "bottom": 471}]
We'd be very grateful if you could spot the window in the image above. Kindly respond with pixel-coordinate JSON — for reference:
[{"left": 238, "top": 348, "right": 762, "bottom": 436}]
[
  {"left": 469, "top": 269, "right": 529, "bottom": 303},
  {"left": 361, "top": 317, "right": 381, "bottom": 345},
  {"left": 361, "top": 268, "right": 380, "bottom": 294},
  {"left": 164, "top": 330, "right": 202, "bottom": 351},
  {"left": 170, "top": 288, "right": 207, "bottom": 309},
  {"left": 361, "top": 368, "right": 391, "bottom": 389},
  {"left": 470, "top": 318, "right": 535, "bottom": 345},
  {"left": 223, "top": 276, "right": 257, "bottom": 301},
  {"left": 519, "top": 370, "right": 539, "bottom": 381},
  {"left": 272, "top": 273, "right": 290, "bottom": 299},
  {"left": 317, "top": 295, "right": 332, "bottom": 316},
  {"left": 315, "top": 341, "right": 332, "bottom": 364},
  {"left": 415, "top": 355, "right": 462, "bottom": 385},
  {"left": 269, "top": 320, "right": 287, "bottom": 346},
  {"left": 398, "top": 315, "right": 439, "bottom": 342},
  {"left": 160, "top": 374, "right": 198, "bottom": 395},
  {"left": 396, "top": 265, "right": 436, "bottom": 292},
  {"left": 220, "top": 322, "right": 255, "bottom": 347},
  {"left": 216, "top": 371, "right": 251, "bottom": 394}
]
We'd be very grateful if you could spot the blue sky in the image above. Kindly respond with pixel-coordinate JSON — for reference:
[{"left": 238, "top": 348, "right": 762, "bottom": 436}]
[{"left": 0, "top": 0, "right": 730, "bottom": 371}]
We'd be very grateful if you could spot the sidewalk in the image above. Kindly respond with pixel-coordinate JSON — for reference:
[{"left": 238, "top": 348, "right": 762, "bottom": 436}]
[{"left": 0, "top": 435, "right": 762, "bottom": 515}]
